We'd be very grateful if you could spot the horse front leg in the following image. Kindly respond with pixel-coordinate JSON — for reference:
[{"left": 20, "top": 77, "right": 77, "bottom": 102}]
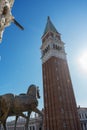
[
  {"left": 3, "top": 120, "right": 6, "bottom": 130},
  {"left": 14, "top": 115, "right": 19, "bottom": 130},
  {"left": 33, "top": 108, "right": 43, "bottom": 117},
  {"left": 25, "top": 111, "right": 31, "bottom": 130},
  {"left": 33, "top": 108, "right": 43, "bottom": 125},
  {"left": 14, "top": 113, "right": 28, "bottom": 130}
]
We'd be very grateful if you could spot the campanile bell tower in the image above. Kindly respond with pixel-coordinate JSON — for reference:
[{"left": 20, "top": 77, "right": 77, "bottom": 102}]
[{"left": 41, "top": 16, "right": 81, "bottom": 130}]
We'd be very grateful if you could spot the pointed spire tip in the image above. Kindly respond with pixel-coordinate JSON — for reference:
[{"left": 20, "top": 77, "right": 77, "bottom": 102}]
[
  {"left": 47, "top": 16, "right": 50, "bottom": 20},
  {"left": 42, "top": 16, "right": 59, "bottom": 36}
]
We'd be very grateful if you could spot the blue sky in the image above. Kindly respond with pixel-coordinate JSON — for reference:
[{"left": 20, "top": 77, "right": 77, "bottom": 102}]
[{"left": 0, "top": 0, "right": 87, "bottom": 112}]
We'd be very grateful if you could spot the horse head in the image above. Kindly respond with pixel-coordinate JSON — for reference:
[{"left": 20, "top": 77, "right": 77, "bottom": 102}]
[{"left": 27, "top": 84, "right": 40, "bottom": 99}]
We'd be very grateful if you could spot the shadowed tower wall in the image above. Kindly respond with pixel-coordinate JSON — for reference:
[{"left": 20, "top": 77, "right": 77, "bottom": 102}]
[{"left": 41, "top": 16, "right": 81, "bottom": 130}]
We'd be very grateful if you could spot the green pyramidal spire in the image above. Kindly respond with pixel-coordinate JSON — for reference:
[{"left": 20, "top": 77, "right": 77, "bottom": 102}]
[{"left": 43, "top": 16, "right": 59, "bottom": 36}]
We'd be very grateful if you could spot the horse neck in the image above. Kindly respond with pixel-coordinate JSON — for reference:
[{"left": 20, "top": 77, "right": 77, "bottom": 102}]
[
  {"left": 27, "top": 93, "right": 36, "bottom": 98},
  {"left": 27, "top": 87, "right": 37, "bottom": 98}
]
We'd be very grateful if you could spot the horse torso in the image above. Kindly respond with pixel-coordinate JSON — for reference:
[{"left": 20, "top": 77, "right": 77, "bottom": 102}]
[
  {"left": 0, "top": 93, "right": 38, "bottom": 118},
  {"left": 0, "top": 85, "right": 39, "bottom": 124},
  {"left": 13, "top": 95, "right": 38, "bottom": 112}
]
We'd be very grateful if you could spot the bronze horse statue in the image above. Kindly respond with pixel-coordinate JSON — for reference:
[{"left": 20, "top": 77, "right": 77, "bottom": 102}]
[{"left": 0, "top": 84, "right": 43, "bottom": 130}]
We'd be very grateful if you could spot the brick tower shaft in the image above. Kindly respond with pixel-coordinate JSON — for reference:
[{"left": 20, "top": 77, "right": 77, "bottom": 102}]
[{"left": 41, "top": 16, "right": 81, "bottom": 130}]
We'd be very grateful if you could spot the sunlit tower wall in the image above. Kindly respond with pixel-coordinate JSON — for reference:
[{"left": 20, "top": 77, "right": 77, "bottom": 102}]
[{"left": 40, "top": 16, "right": 81, "bottom": 130}]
